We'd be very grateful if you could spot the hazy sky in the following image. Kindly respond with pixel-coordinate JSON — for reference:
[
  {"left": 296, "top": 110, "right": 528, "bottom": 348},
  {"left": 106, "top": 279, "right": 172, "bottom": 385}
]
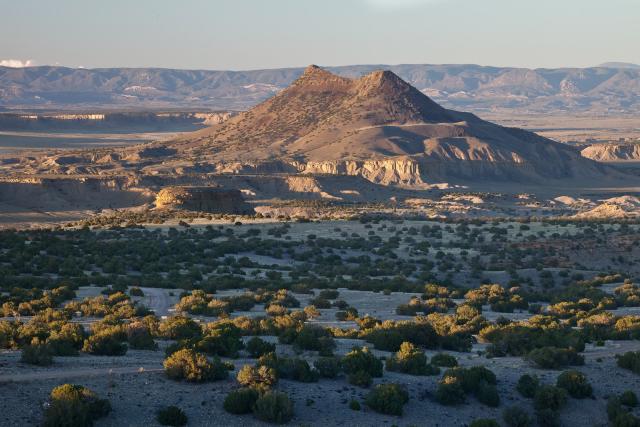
[{"left": 1, "top": 0, "right": 638, "bottom": 70}]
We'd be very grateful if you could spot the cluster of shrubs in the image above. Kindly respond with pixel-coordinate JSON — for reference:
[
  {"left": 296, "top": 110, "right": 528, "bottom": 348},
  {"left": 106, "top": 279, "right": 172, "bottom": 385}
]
[
  {"left": 224, "top": 388, "right": 294, "bottom": 424},
  {"left": 465, "top": 284, "right": 529, "bottom": 313},
  {"left": 342, "top": 346, "right": 383, "bottom": 387},
  {"left": 66, "top": 292, "right": 149, "bottom": 319},
  {"left": 175, "top": 289, "right": 300, "bottom": 317},
  {"left": 479, "top": 315, "right": 585, "bottom": 359},
  {"left": 257, "top": 352, "right": 320, "bottom": 383},
  {"left": 365, "top": 383, "right": 409, "bottom": 416},
  {"left": 163, "top": 348, "right": 232, "bottom": 382},
  {"left": 396, "top": 296, "right": 455, "bottom": 316},
  {"left": 1, "top": 285, "right": 76, "bottom": 317},
  {"left": 526, "top": 346, "right": 584, "bottom": 369},
  {"left": 435, "top": 366, "right": 499, "bottom": 407},
  {"left": 359, "top": 313, "right": 478, "bottom": 353},
  {"left": 613, "top": 282, "right": 640, "bottom": 307},
  {"left": 42, "top": 384, "right": 111, "bottom": 427},
  {"left": 224, "top": 360, "right": 294, "bottom": 423},
  {"left": 385, "top": 342, "right": 440, "bottom": 375},
  {"left": 607, "top": 390, "right": 640, "bottom": 427},
  {"left": 516, "top": 370, "right": 593, "bottom": 426},
  {"left": 156, "top": 406, "right": 188, "bottom": 426},
  {"left": 616, "top": 351, "right": 640, "bottom": 374}
]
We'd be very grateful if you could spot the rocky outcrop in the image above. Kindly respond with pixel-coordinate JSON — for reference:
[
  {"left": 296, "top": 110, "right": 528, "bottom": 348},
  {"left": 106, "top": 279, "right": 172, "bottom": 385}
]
[
  {"left": 298, "top": 159, "right": 424, "bottom": 186},
  {"left": 155, "top": 186, "right": 253, "bottom": 214},
  {"left": 581, "top": 143, "right": 640, "bottom": 161}
]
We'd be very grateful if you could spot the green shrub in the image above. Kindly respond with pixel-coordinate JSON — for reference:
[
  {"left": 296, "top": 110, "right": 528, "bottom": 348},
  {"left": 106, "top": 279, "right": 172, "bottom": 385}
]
[
  {"left": 612, "top": 412, "right": 640, "bottom": 427},
  {"left": 349, "top": 399, "right": 361, "bottom": 411},
  {"left": 342, "top": 346, "right": 383, "bottom": 378},
  {"left": 319, "top": 289, "right": 339, "bottom": 299},
  {"left": 129, "top": 287, "right": 144, "bottom": 297},
  {"left": 443, "top": 366, "right": 497, "bottom": 394},
  {"left": 273, "top": 356, "right": 319, "bottom": 383},
  {"left": 196, "top": 322, "right": 244, "bottom": 358},
  {"left": 608, "top": 393, "right": 640, "bottom": 426},
  {"left": 617, "top": 351, "right": 640, "bottom": 374},
  {"left": 237, "top": 364, "right": 278, "bottom": 391},
  {"left": 253, "top": 391, "right": 294, "bottom": 424},
  {"left": 348, "top": 370, "right": 372, "bottom": 387},
  {"left": 163, "top": 349, "right": 228, "bottom": 382},
  {"left": 365, "top": 383, "right": 409, "bottom": 416},
  {"left": 47, "top": 323, "right": 85, "bottom": 356},
  {"left": 158, "top": 316, "right": 202, "bottom": 340},
  {"left": 126, "top": 322, "right": 157, "bottom": 350},
  {"left": 516, "top": 374, "right": 539, "bottom": 398},
  {"left": 313, "top": 356, "right": 341, "bottom": 378},
  {"left": 535, "top": 408, "right": 561, "bottom": 427},
  {"left": 293, "top": 325, "right": 335, "bottom": 355},
  {"left": 556, "top": 370, "right": 592, "bottom": 398},
  {"left": 21, "top": 343, "right": 53, "bottom": 366},
  {"left": 43, "top": 384, "right": 111, "bottom": 427},
  {"left": 608, "top": 397, "right": 626, "bottom": 421},
  {"left": 385, "top": 342, "right": 439, "bottom": 376},
  {"left": 82, "top": 331, "right": 127, "bottom": 356},
  {"left": 503, "top": 405, "right": 532, "bottom": 427},
  {"left": 476, "top": 381, "right": 500, "bottom": 407},
  {"left": 223, "top": 388, "right": 259, "bottom": 415},
  {"left": 527, "top": 347, "right": 584, "bottom": 369},
  {"left": 469, "top": 419, "right": 499, "bottom": 427},
  {"left": 246, "top": 337, "right": 276, "bottom": 358},
  {"left": 431, "top": 353, "right": 458, "bottom": 367},
  {"left": 620, "top": 390, "right": 639, "bottom": 408},
  {"left": 534, "top": 386, "right": 567, "bottom": 412},
  {"left": 435, "top": 376, "right": 466, "bottom": 405},
  {"left": 156, "top": 406, "right": 187, "bottom": 426},
  {"left": 363, "top": 320, "right": 439, "bottom": 352}
]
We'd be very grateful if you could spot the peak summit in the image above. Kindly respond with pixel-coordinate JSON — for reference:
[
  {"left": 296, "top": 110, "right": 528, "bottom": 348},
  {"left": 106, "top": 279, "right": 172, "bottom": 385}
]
[
  {"left": 356, "top": 69, "right": 410, "bottom": 94},
  {"left": 292, "top": 65, "right": 351, "bottom": 90}
]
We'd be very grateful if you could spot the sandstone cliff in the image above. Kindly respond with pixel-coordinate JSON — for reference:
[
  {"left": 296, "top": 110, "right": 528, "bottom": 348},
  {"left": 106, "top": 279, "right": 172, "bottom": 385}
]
[{"left": 155, "top": 186, "right": 253, "bottom": 214}]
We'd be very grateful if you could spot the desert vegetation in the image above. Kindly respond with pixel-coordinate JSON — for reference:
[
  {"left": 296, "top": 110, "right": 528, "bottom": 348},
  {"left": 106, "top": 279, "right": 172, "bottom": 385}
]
[{"left": 0, "top": 218, "right": 638, "bottom": 425}]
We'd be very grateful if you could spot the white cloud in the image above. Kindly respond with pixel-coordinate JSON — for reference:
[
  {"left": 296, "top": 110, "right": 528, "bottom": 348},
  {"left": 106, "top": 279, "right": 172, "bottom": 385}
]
[
  {"left": 0, "top": 59, "right": 36, "bottom": 68},
  {"left": 363, "top": 0, "right": 443, "bottom": 9}
]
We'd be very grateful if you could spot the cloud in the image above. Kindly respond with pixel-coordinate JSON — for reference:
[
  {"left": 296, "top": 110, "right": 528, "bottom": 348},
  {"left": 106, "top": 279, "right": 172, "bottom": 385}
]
[
  {"left": 363, "top": 0, "right": 443, "bottom": 8},
  {"left": 0, "top": 59, "right": 36, "bottom": 68}
]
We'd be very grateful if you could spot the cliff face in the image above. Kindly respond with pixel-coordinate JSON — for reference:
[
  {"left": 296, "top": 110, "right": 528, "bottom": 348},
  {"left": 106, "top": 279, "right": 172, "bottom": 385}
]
[
  {"left": 155, "top": 186, "right": 253, "bottom": 214},
  {"left": 0, "top": 177, "right": 153, "bottom": 211},
  {"left": 581, "top": 143, "right": 640, "bottom": 161}
]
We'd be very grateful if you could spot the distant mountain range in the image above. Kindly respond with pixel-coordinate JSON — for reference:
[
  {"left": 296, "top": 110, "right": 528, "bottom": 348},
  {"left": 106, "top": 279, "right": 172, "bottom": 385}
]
[
  {"left": 11, "top": 65, "right": 615, "bottom": 188},
  {"left": 598, "top": 62, "right": 640, "bottom": 69},
  {"left": 1, "top": 63, "right": 639, "bottom": 114}
]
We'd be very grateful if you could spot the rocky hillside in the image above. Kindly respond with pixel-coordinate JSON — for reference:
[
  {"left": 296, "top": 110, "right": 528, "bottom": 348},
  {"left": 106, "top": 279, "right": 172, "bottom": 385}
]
[
  {"left": 165, "top": 65, "right": 614, "bottom": 185},
  {"left": 1, "top": 63, "right": 639, "bottom": 114}
]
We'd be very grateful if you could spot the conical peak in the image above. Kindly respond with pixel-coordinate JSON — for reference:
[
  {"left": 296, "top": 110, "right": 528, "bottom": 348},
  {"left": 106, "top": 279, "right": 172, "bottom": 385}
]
[
  {"left": 363, "top": 69, "right": 404, "bottom": 83},
  {"left": 356, "top": 69, "right": 411, "bottom": 95},
  {"left": 303, "top": 64, "right": 324, "bottom": 75},
  {"left": 292, "top": 65, "right": 351, "bottom": 89}
]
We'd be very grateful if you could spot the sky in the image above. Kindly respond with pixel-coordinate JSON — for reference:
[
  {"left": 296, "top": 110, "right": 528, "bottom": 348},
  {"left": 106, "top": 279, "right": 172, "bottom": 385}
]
[{"left": 0, "top": 0, "right": 638, "bottom": 70}]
